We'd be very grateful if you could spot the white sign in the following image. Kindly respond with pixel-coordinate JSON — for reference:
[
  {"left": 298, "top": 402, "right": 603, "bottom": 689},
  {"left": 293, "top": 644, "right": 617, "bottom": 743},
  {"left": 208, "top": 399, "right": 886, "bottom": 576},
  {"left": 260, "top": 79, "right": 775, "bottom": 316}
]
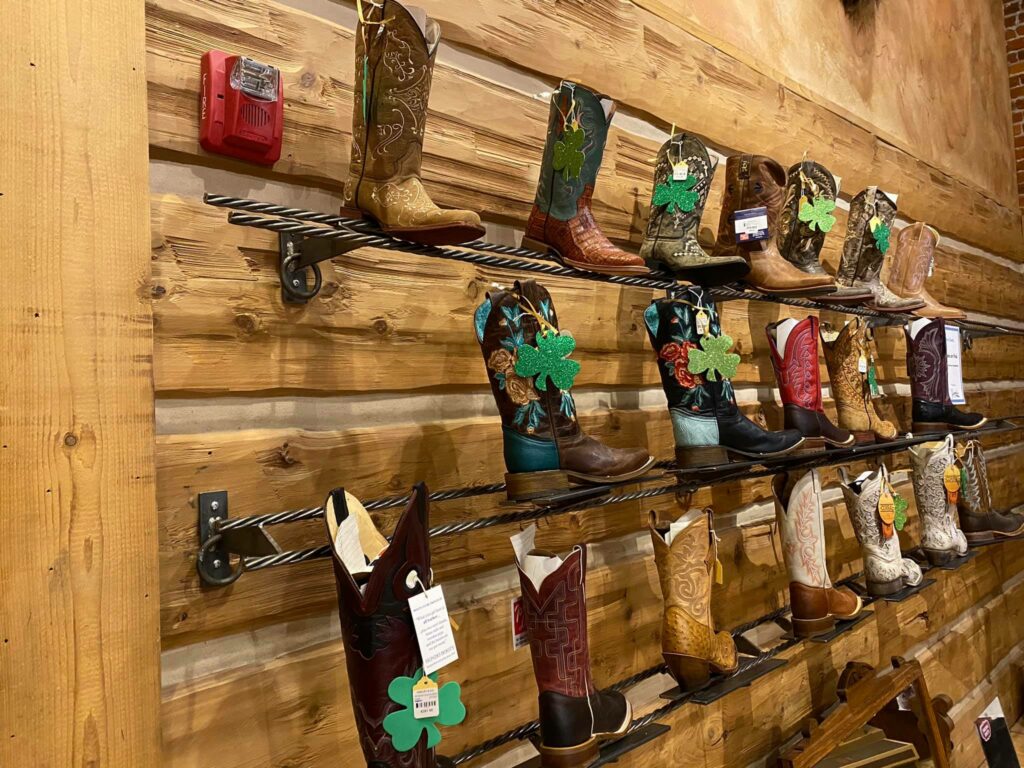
[
  {"left": 409, "top": 586, "right": 459, "bottom": 675},
  {"left": 945, "top": 325, "right": 966, "bottom": 405}
]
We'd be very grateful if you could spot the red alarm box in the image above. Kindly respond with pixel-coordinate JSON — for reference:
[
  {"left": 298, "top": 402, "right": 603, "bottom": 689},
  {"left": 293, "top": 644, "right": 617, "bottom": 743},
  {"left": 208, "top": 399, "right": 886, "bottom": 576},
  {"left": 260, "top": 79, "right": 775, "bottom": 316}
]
[{"left": 200, "top": 51, "right": 283, "bottom": 166}]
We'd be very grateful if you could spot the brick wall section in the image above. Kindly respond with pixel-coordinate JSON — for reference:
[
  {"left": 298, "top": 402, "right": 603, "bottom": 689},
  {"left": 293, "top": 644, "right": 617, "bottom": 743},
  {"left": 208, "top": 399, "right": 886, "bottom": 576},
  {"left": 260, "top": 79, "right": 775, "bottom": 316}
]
[{"left": 1005, "top": 0, "right": 1024, "bottom": 207}]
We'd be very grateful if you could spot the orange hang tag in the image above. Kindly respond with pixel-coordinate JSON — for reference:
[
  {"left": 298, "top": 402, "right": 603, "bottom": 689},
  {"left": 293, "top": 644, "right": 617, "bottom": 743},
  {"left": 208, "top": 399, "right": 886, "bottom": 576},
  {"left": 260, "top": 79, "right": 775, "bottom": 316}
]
[
  {"left": 878, "top": 492, "right": 896, "bottom": 539},
  {"left": 944, "top": 464, "right": 960, "bottom": 504}
]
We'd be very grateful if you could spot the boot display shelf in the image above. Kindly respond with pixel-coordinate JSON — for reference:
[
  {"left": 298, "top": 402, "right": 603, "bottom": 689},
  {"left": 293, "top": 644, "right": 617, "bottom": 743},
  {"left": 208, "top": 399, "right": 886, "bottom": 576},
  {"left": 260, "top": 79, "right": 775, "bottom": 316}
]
[{"left": 203, "top": 194, "right": 1020, "bottom": 341}]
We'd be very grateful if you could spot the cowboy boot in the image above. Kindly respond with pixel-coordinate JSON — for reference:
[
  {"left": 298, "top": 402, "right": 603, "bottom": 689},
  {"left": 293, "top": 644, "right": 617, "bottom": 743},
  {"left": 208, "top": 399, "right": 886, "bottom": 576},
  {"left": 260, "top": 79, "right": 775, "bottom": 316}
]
[
  {"left": 650, "top": 508, "right": 738, "bottom": 691},
  {"left": 773, "top": 469, "right": 863, "bottom": 637},
  {"left": 512, "top": 529, "right": 631, "bottom": 767},
  {"left": 644, "top": 286, "right": 804, "bottom": 468},
  {"left": 957, "top": 440, "right": 1024, "bottom": 543},
  {"left": 888, "top": 223, "right": 966, "bottom": 320},
  {"left": 639, "top": 133, "right": 748, "bottom": 285},
  {"left": 905, "top": 317, "right": 986, "bottom": 433},
  {"left": 475, "top": 279, "right": 654, "bottom": 500},
  {"left": 325, "top": 483, "right": 442, "bottom": 768},
  {"left": 522, "top": 82, "right": 647, "bottom": 276},
  {"left": 766, "top": 316, "right": 854, "bottom": 450},
  {"left": 711, "top": 155, "right": 836, "bottom": 297},
  {"left": 839, "top": 465, "right": 923, "bottom": 596},
  {"left": 836, "top": 188, "right": 924, "bottom": 313},
  {"left": 909, "top": 435, "right": 969, "bottom": 565},
  {"left": 343, "top": 1, "right": 484, "bottom": 246},
  {"left": 820, "top": 318, "right": 899, "bottom": 444},
  {"left": 777, "top": 160, "right": 872, "bottom": 305}
]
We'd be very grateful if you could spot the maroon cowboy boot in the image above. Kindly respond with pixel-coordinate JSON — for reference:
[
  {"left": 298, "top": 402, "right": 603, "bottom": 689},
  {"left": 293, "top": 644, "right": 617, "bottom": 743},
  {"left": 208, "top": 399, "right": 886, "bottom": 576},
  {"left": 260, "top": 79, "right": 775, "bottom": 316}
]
[
  {"left": 766, "top": 316, "right": 854, "bottom": 450},
  {"left": 905, "top": 318, "right": 986, "bottom": 434},
  {"left": 325, "top": 483, "right": 444, "bottom": 768},
  {"left": 515, "top": 533, "right": 631, "bottom": 766}
]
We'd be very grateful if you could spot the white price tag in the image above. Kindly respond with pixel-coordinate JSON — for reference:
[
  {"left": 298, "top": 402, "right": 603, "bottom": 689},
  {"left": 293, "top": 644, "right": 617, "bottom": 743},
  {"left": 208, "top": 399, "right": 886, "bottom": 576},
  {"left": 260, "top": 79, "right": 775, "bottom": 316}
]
[
  {"left": 511, "top": 597, "right": 529, "bottom": 651},
  {"left": 672, "top": 162, "right": 689, "bottom": 181},
  {"left": 857, "top": 354, "right": 868, "bottom": 374},
  {"left": 409, "top": 586, "right": 459, "bottom": 675},
  {"left": 945, "top": 325, "right": 966, "bottom": 405},
  {"left": 733, "top": 207, "right": 769, "bottom": 242}
]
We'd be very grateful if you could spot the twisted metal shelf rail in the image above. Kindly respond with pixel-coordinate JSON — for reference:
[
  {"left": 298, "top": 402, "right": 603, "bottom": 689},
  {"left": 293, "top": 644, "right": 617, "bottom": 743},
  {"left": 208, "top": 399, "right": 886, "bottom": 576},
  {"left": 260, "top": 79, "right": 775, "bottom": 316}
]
[{"left": 203, "top": 194, "right": 1023, "bottom": 337}]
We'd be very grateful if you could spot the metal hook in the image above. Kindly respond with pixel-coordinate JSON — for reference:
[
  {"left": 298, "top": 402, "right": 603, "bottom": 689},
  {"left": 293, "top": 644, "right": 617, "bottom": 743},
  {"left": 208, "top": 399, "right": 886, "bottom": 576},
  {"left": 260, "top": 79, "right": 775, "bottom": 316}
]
[{"left": 196, "top": 534, "right": 247, "bottom": 587}]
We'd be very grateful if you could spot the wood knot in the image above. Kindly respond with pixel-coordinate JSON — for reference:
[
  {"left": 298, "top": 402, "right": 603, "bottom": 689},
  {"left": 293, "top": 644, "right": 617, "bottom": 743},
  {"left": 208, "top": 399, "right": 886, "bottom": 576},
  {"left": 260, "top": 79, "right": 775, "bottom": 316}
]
[
  {"left": 372, "top": 318, "right": 390, "bottom": 336},
  {"left": 234, "top": 313, "right": 261, "bottom": 336},
  {"left": 300, "top": 71, "right": 316, "bottom": 88}
]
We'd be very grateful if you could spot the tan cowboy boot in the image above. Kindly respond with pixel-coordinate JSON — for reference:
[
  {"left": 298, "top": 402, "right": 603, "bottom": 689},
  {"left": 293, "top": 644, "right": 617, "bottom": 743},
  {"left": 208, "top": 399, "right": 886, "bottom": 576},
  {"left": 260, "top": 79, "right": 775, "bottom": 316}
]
[
  {"left": 888, "top": 223, "right": 965, "bottom": 319},
  {"left": 343, "top": 1, "right": 484, "bottom": 245},
  {"left": 650, "top": 508, "right": 738, "bottom": 691}
]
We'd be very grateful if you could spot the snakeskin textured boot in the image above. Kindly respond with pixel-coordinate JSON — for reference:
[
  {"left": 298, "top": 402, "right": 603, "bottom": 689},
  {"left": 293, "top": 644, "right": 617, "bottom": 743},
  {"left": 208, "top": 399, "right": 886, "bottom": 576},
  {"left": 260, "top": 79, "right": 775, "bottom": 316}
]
[
  {"left": 773, "top": 469, "right": 862, "bottom": 637},
  {"left": 777, "top": 160, "right": 871, "bottom": 305},
  {"left": 639, "top": 133, "right": 748, "bottom": 285},
  {"left": 909, "top": 435, "right": 969, "bottom": 565},
  {"left": 513, "top": 528, "right": 631, "bottom": 767},
  {"left": 342, "top": 1, "right": 483, "bottom": 245},
  {"left": 523, "top": 82, "right": 647, "bottom": 276},
  {"left": 766, "top": 315, "right": 854, "bottom": 450},
  {"left": 325, "top": 483, "right": 447, "bottom": 768},
  {"left": 475, "top": 279, "right": 654, "bottom": 500},
  {"left": 888, "top": 223, "right": 966, "bottom": 320},
  {"left": 905, "top": 318, "right": 986, "bottom": 433},
  {"left": 835, "top": 188, "right": 924, "bottom": 313},
  {"left": 650, "top": 508, "right": 738, "bottom": 691},
  {"left": 840, "top": 465, "right": 923, "bottom": 596},
  {"left": 957, "top": 440, "right": 1024, "bottom": 543},
  {"left": 711, "top": 155, "right": 836, "bottom": 297},
  {"left": 645, "top": 286, "right": 803, "bottom": 468},
  {"left": 820, "top": 319, "right": 899, "bottom": 444}
]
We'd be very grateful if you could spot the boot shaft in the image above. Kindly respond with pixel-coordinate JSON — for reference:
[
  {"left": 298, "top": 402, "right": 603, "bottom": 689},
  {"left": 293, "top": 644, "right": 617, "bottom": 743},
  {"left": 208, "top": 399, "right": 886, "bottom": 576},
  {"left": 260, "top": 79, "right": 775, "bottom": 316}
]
[
  {"left": 957, "top": 440, "right": 992, "bottom": 518},
  {"left": 533, "top": 81, "right": 614, "bottom": 222},
  {"left": 890, "top": 223, "right": 937, "bottom": 296},
  {"left": 766, "top": 316, "right": 824, "bottom": 413},
  {"left": 909, "top": 436, "right": 964, "bottom": 551},
  {"left": 838, "top": 187, "right": 897, "bottom": 285},
  {"left": 777, "top": 161, "right": 837, "bottom": 275},
  {"left": 820, "top": 319, "right": 870, "bottom": 424},
  {"left": 773, "top": 469, "right": 832, "bottom": 589},
  {"left": 643, "top": 133, "right": 715, "bottom": 245},
  {"left": 905, "top": 318, "right": 951, "bottom": 405},
  {"left": 649, "top": 509, "right": 716, "bottom": 624},
  {"left": 713, "top": 154, "right": 788, "bottom": 256}
]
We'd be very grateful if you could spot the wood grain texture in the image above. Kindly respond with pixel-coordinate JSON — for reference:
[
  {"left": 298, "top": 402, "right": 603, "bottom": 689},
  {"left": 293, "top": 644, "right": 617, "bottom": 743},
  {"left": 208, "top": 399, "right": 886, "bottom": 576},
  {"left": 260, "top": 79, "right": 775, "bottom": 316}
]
[{"left": 0, "top": 0, "right": 161, "bottom": 765}]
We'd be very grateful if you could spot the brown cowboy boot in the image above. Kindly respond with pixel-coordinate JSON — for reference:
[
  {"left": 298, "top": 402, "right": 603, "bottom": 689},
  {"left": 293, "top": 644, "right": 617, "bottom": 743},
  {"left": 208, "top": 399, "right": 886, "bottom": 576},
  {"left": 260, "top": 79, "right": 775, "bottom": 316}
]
[
  {"left": 905, "top": 318, "right": 986, "bottom": 433},
  {"left": 773, "top": 470, "right": 862, "bottom": 637},
  {"left": 835, "top": 188, "right": 924, "bottom": 313},
  {"left": 523, "top": 82, "right": 648, "bottom": 276},
  {"left": 766, "top": 316, "right": 854, "bottom": 450},
  {"left": 711, "top": 155, "right": 836, "bottom": 297},
  {"left": 475, "top": 279, "right": 654, "bottom": 500},
  {"left": 639, "top": 133, "right": 748, "bottom": 285},
  {"left": 777, "top": 160, "right": 872, "bottom": 305},
  {"left": 324, "top": 483, "right": 442, "bottom": 768},
  {"left": 513, "top": 529, "right": 631, "bottom": 767},
  {"left": 650, "top": 508, "right": 738, "bottom": 691},
  {"left": 343, "top": 1, "right": 484, "bottom": 245},
  {"left": 820, "top": 318, "right": 899, "bottom": 444},
  {"left": 957, "top": 440, "right": 1024, "bottom": 543},
  {"left": 888, "top": 223, "right": 966, "bottom": 320}
]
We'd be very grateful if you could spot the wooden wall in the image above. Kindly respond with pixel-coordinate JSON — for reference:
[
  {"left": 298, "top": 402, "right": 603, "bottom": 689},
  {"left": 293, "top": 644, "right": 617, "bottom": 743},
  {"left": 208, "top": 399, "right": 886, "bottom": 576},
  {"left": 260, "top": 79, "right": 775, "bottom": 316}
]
[{"left": 144, "top": 0, "right": 1024, "bottom": 766}]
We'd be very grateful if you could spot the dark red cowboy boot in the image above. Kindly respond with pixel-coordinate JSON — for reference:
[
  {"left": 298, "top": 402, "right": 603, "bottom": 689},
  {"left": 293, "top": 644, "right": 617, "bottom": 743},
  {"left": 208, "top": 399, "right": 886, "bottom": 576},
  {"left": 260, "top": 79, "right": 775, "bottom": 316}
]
[
  {"left": 324, "top": 483, "right": 443, "bottom": 768},
  {"left": 905, "top": 318, "right": 986, "bottom": 434},
  {"left": 766, "top": 316, "right": 854, "bottom": 450},
  {"left": 516, "top": 538, "right": 631, "bottom": 766}
]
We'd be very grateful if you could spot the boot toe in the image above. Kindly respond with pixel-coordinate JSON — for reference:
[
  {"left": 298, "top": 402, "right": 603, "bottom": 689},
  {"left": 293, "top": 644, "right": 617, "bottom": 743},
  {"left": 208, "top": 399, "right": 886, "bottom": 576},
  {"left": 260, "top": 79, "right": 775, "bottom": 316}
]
[
  {"left": 591, "top": 690, "right": 631, "bottom": 737},
  {"left": 827, "top": 586, "right": 862, "bottom": 620}
]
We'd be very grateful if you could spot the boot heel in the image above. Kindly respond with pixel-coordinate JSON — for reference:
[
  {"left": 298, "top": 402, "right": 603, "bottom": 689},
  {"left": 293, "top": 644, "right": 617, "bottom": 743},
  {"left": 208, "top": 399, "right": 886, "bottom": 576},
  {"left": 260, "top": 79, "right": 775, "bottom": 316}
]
[
  {"left": 538, "top": 738, "right": 600, "bottom": 768},
  {"left": 338, "top": 205, "right": 366, "bottom": 220},
  {"left": 912, "top": 421, "right": 949, "bottom": 435},
  {"left": 867, "top": 577, "right": 905, "bottom": 597},
  {"left": 852, "top": 431, "right": 875, "bottom": 445},
  {"left": 792, "top": 614, "right": 836, "bottom": 638},
  {"left": 521, "top": 235, "right": 558, "bottom": 258},
  {"left": 675, "top": 445, "right": 729, "bottom": 469},
  {"left": 505, "top": 470, "right": 571, "bottom": 501},
  {"left": 923, "top": 547, "right": 957, "bottom": 566},
  {"left": 665, "top": 654, "right": 711, "bottom": 692}
]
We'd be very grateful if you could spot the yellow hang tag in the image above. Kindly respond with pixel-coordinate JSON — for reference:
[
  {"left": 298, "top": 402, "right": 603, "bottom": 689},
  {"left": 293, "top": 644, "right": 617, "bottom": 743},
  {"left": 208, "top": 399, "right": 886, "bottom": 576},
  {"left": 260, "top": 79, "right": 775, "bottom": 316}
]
[
  {"left": 869, "top": 215, "right": 882, "bottom": 232},
  {"left": 944, "top": 464, "right": 960, "bottom": 503},
  {"left": 878, "top": 492, "right": 896, "bottom": 539},
  {"left": 412, "top": 675, "right": 440, "bottom": 720},
  {"left": 696, "top": 310, "right": 710, "bottom": 337},
  {"left": 714, "top": 557, "right": 723, "bottom": 585},
  {"left": 449, "top": 615, "right": 460, "bottom": 633}
]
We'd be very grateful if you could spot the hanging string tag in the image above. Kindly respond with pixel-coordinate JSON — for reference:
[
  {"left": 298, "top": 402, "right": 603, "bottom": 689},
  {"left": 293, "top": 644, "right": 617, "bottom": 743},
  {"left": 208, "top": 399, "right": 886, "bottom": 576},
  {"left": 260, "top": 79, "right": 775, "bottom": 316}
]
[
  {"left": 943, "top": 464, "right": 961, "bottom": 504},
  {"left": 878, "top": 489, "right": 896, "bottom": 539},
  {"left": 672, "top": 161, "right": 689, "bottom": 181},
  {"left": 857, "top": 353, "right": 868, "bottom": 374},
  {"left": 412, "top": 675, "right": 440, "bottom": 720},
  {"left": 696, "top": 309, "right": 710, "bottom": 337}
]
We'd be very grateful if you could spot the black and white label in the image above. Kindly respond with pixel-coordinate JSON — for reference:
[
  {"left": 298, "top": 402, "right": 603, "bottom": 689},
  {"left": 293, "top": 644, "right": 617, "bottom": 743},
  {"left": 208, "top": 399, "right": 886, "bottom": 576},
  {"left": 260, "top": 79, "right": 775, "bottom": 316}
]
[
  {"left": 733, "top": 207, "right": 769, "bottom": 242},
  {"left": 412, "top": 677, "right": 440, "bottom": 719}
]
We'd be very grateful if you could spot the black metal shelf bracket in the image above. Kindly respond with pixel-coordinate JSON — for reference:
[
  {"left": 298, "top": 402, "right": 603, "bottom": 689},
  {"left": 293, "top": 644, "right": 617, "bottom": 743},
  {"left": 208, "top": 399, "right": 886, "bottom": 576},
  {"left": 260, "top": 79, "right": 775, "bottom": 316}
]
[{"left": 196, "top": 490, "right": 283, "bottom": 587}]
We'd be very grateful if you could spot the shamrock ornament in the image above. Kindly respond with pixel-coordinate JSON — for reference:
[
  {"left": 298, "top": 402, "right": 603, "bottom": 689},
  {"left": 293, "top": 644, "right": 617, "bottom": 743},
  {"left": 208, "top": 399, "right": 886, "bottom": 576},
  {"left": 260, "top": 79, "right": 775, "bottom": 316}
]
[
  {"left": 893, "top": 493, "right": 909, "bottom": 532},
  {"left": 870, "top": 216, "right": 891, "bottom": 254},
  {"left": 515, "top": 331, "right": 581, "bottom": 391},
  {"left": 383, "top": 669, "right": 466, "bottom": 751},
  {"left": 552, "top": 124, "right": 585, "bottom": 182},
  {"left": 652, "top": 174, "right": 699, "bottom": 215},
  {"left": 798, "top": 195, "right": 836, "bottom": 233},
  {"left": 686, "top": 333, "right": 740, "bottom": 382}
]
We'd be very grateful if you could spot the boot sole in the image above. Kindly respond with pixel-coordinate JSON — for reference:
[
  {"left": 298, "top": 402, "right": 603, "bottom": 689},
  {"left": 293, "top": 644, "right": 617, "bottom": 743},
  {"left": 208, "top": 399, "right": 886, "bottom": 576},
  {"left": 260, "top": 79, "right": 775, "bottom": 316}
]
[
  {"left": 648, "top": 260, "right": 750, "bottom": 287},
  {"left": 814, "top": 292, "right": 874, "bottom": 305},
  {"left": 965, "top": 525, "right": 1024, "bottom": 544},
  {"left": 851, "top": 430, "right": 876, "bottom": 445},
  {"left": 747, "top": 284, "right": 837, "bottom": 298},
  {"left": 792, "top": 597, "right": 864, "bottom": 638},
  {"left": 923, "top": 547, "right": 962, "bottom": 566},
  {"left": 504, "top": 457, "right": 657, "bottom": 501},
  {"left": 338, "top": 206, "right": 486, "bottom": 246},
  {"left": 913, "top": 418, "right": 988, "bottom": 434},
  {"left": 537, "top": 700, "right": 632, "bottom": 768},
  {"left": 867, "top": 302, "right": 926, "bottom": 313},
  {"left": 564, "top": 456, "right": 657, "bottom": 485},
  {"left": 675, "top": 439, "right": 806, "bottom": 468},
  {"left": 522, "top": 236, "right": 651, "bottom": 276},
  {"left": 791, "top": 437, "right": 826, "bottom": 454},
  {"left": 867, "top": 577, "right": 906, "bottom": 596}
]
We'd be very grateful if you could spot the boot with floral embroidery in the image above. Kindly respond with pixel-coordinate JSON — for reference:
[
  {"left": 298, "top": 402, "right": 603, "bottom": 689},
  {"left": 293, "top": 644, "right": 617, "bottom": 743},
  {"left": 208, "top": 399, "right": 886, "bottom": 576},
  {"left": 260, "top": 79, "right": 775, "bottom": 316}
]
[
  {"left": 475, "top": 279, "right": 654, "bottom": 500},
  {"left": 909, "top": 435, "right": 969, "bottom": 565},
  {"left": 522, "top": 81, "right": 648, "bottom": 276},
  {"left": 342, "top": 0, "right": 484, "bottom": 245},
  {"left": 644, "top": 286, "right": 804, "bottom": 468}
]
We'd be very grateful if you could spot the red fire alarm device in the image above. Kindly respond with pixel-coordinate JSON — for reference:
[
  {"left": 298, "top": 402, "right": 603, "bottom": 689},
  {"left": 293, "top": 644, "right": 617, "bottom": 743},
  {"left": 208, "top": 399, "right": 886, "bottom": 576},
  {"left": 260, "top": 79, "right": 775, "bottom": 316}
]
[{"left": 200, "top": 51, "right": 283, "bottom": 166}]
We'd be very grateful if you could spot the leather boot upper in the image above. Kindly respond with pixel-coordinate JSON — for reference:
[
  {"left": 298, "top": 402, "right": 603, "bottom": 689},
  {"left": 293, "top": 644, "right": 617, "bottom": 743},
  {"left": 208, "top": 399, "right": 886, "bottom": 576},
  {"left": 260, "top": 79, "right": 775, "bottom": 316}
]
[
  {"left": 889, "top": 224, "right": 966, "bottom": 319},
  {"left": 958, "top": 441, "right": 1024, "bottom": 536},
  {"left": 909, "top": 437, "right": 969, "bottom": 556},
  {"left": 820, "top": 319, "right": 899, "bottom": 439}
]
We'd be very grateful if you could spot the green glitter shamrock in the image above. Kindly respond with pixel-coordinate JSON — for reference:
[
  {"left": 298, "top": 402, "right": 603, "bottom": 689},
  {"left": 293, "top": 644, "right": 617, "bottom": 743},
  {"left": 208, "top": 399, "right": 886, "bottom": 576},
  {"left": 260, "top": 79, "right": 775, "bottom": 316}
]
[
  {"left": 870, "top": 218, "right": 891, "bottom": 254},
  {"left": 515, "top": 331, "right": 581, "bottom": 391},
  {"left": 893, "top": 493, "right": 909, "bottom": 531},
  {"left": 653, "top": 174, "right": 699, "bottom": 214},
  {"left": 798, "top": 196, "right": 837, "bottom": 233},
  {"left": 382, "top": 669, "right": 466, "bottom": 752},
  {"left": 552, "top": 124, "right": 585, "bottom": 182},
  {"left": 686, "top": 333, "right": 740, "bottom": 382}
]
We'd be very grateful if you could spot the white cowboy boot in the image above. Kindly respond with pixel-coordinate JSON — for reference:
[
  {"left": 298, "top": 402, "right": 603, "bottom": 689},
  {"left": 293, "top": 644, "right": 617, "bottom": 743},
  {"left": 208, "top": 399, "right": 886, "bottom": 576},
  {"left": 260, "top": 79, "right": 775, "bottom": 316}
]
[{"left": 909, "top": 435, "right": 969, "bottom": 565}]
